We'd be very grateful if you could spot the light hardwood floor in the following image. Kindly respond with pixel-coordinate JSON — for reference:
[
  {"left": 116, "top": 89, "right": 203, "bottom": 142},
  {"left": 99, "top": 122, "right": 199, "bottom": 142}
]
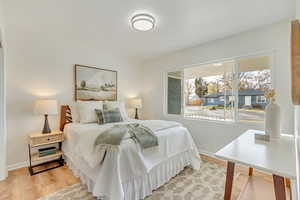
[{"left": 0, "top": 155, "right": 291, "bottom": 200}]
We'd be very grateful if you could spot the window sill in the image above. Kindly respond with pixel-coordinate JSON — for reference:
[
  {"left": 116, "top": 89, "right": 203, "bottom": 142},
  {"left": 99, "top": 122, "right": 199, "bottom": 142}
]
[
  {"left": 183, "top": 116, "right": 235, "bottom": 125},
  {"left": 165, "top": 114, "right": 234, "bottom": 125},
  {"left": 236, "top": 120, "right": 264, "bottom": 126},
  {"left": 164, "top": 114, "right": 264, "bottom": 126}
]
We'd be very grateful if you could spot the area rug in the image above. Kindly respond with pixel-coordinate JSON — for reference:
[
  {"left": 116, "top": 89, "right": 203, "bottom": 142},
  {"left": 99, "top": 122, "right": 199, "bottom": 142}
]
[{"left": 39, "top": 160, "right": 235, "bottom": 200}]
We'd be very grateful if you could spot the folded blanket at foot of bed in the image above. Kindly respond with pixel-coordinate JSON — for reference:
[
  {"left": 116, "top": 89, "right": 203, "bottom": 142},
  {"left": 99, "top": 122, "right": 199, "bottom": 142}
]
[{"left": 94, "top": 123, "right": 158, "bottom": 150}]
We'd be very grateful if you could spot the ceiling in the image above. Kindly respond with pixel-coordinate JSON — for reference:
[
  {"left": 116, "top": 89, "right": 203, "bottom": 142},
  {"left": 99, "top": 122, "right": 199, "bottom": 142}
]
[{"left": 3, "top": 0, "right": 295, "bottom": 63}]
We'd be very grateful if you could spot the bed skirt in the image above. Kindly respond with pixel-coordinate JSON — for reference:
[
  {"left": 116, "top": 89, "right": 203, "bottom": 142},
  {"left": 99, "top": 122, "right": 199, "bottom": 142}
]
[{"left": 65, "top": 151, "right": 194, "bottom": 200}]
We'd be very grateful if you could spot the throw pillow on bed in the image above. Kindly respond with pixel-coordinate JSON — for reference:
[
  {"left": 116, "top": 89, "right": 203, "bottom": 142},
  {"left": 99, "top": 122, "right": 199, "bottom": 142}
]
[
  {"left": 103, "top": 101, "right": 123, "bottom": 123},
  {"left": 104, "top": 101, "right": 129, "bottom": 120},
  {"left": 95, "top": 109, "right": 104, "bottom": 125}
]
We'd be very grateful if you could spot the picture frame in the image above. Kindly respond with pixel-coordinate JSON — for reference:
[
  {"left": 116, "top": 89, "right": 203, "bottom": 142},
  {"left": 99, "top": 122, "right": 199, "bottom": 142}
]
[{"left": 75, "top": 64, "right": 118, "bottom": 101}]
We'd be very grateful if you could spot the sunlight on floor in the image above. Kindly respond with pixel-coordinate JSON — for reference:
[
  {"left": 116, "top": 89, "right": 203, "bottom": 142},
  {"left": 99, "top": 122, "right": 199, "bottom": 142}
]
[{"left": 238, "top": 176, "right": 290, "bottom": 200}]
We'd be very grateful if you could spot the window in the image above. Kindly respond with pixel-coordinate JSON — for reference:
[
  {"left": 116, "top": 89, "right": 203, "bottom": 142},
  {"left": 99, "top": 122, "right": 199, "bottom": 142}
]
[
  {"left": 166, "top": 54, "right": 272, "bottom": 123},
  {"left": 167, "top": 71, "right": 182, "bottom": 115},
  {"left": 238, "top": 56, "right": 271, "bottom": 122},
  {"left": 256, "top": 96, "right": 267, "bottom": 103},
  {"left": 183, "top": 60, "right": 234, "bottom": 121}
]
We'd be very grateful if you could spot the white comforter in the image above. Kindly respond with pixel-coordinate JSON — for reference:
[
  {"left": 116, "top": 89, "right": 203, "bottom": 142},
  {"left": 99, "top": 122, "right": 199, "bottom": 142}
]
[{"left": 63, "top": 120, "right": 200, "bottom": 199}]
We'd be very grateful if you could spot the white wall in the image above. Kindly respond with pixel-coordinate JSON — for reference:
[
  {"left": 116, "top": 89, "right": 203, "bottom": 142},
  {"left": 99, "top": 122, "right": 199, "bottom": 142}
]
[
  {"left": 3, "top": 6, "right": 143, "bottom": 167},
  {"left": 142, "top": 20, "right": 293, "bottom": 154},
  {"left": 297, "top": 0, "right": 300, "bottom": 20},
  {"left": 0, "top": 44, "right": 6, "bottom": 180},
  {"left": 0, "top": 46, "right": 6, "bottom": 180},
  {"left": 0, "top": 0, "right": 7, "bottom": 180}
]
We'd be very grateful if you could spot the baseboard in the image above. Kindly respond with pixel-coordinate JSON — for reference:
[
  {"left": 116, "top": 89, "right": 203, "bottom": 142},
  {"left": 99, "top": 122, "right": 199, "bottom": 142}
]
[
  {"left": 0, "top": 172, "right": 7, "bottom": 181},
  {"left": 7, "top": 161, "right": 28, "bottom": 171},
  {"left": 0, "top": 162, "right": 8, "bottom": 181},
  {"left": 198, "top": 149, "right": 215, "bottom": 157}
]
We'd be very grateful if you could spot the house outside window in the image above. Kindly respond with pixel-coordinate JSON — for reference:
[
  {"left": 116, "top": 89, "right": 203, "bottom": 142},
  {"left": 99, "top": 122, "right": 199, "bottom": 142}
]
[
  {"left": 208, "top": 98, "right": 215, "bottom": 103},
  {"left": 256, "top": 96, "right": 267, "bottom": 103},
  {"left": 166, "top": 54, "right": 272, "bottom": 123}
]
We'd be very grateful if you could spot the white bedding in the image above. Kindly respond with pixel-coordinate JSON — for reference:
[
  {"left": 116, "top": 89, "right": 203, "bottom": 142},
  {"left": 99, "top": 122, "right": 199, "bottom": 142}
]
[{"left": 63, "top": 119, "right": 200, "bottom": 200}]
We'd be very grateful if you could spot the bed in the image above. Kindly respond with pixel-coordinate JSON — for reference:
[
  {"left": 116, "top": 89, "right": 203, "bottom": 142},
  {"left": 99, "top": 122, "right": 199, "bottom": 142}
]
[{"left": 60, "top": 105, "right": 201, "bottom": 200}]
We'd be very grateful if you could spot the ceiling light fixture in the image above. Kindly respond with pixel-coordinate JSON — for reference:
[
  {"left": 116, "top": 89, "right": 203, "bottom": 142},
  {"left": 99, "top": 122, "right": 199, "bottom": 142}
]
[{"left": 131, "top": 13, "right": 155, "bottom": 31}]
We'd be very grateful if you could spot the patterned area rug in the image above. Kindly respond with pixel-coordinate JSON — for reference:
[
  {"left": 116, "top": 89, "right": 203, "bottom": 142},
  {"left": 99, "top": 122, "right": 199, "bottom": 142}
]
[{"left": 40, "top": 160, "right": 234, "bottom": 200}]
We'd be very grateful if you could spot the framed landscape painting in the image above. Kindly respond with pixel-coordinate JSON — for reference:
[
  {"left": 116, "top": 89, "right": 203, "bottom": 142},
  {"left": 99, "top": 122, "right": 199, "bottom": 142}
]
[{"left": 75, "top": 64, "right": 117, "bottom": 101}]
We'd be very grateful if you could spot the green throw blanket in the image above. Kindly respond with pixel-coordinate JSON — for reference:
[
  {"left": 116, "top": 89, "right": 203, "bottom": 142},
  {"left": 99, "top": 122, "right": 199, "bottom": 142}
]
[{"left": 94, "top": 123, "right": 158, "bottom": 150}]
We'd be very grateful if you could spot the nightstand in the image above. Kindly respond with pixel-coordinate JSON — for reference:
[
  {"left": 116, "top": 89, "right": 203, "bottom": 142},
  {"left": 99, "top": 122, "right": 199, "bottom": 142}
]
[{"left": 28, "top": 131, "right": 64, "bottom": 175}]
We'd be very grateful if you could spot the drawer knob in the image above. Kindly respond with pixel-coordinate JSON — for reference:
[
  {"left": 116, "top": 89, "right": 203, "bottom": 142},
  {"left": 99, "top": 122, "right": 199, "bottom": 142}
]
[{"left": 47, "top": 138, "right": 50, "bottom": 141}]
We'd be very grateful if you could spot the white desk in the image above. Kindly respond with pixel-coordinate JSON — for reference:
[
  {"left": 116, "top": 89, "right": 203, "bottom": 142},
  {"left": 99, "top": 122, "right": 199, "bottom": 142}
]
[{"left": 215, "top": 130, "right": 296, "bottom": 200}]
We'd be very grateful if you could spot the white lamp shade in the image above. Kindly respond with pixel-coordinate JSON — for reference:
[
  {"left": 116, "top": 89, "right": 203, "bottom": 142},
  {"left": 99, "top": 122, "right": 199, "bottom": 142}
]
[
  {"left": 34, "top": 100, "right": 58, "bottom": 115},
  {"left": 130, "top": 98, "right": 142, "bottom": 109}
]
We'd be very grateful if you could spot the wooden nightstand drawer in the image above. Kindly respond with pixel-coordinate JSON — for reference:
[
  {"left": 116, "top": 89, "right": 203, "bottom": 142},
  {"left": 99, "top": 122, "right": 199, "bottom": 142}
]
[
  {"left": 31, "top": 135, "right": 62, "bottom": 147},
  {"left": 29, "top": 131, "right": 64, "bottom": 147}
]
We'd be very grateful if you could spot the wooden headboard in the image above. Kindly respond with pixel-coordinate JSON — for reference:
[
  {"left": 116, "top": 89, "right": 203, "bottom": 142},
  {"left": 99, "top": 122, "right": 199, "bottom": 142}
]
[{"left": 60, "top": 105, "right": 72, "bottom": 131}]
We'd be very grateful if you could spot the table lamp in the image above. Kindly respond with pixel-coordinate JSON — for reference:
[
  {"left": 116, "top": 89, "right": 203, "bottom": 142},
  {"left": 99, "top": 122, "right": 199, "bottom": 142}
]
[
  {"left": 34, "top": 99, "right": 58, "bottom": 134},
  {"left": 130, "top": 98, "right": 142, "bottom": 119}
]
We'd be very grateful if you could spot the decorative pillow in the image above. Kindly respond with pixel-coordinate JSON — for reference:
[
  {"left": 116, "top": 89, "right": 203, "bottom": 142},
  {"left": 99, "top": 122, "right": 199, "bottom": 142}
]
[
  {"left": 95, "top": 109, "right": 104, "bottom": 125},
  {"left": 103, "top": 102, "right": 123, "bottom": 123},
  {"left": 77, "top": 101, "right": 103, "bottom": 123},
  {"left": 103, "top": 101, "right": 129, "bottom": 120}
]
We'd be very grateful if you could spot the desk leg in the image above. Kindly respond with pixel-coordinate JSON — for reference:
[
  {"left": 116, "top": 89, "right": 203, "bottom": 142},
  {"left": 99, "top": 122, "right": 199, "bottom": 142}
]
[
  {"left": 224, "top": 161, "right": 235, "bottom": 200},
  {"left": 248, "top": 167, "right": 253, "bottom": 176},
  {"left": 273, "top": 174, "right": 286, "bottom": 200}
]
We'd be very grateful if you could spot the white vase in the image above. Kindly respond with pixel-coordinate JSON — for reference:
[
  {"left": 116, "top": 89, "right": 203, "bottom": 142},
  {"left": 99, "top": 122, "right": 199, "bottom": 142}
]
[{"left": 265, "top": 100, "right": 281, "bottom": 139}]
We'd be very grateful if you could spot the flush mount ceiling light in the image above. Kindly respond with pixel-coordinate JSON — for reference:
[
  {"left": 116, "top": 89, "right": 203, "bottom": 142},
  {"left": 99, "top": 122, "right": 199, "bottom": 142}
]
[{"left": 131, "top": 13, "right": 155, "bottom": 31}]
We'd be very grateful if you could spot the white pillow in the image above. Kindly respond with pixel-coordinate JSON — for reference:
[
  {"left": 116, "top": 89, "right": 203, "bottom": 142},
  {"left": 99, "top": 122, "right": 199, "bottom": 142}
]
[
  {"left": 119, "top": 102, "right": 129, "bottom": 120},
  {"left": 69, "top": 103, "right": 80, "bottom": 123},
  {"left": 77, "top": 101, "right": 103, "bottom": 123},
  {"left": 103, "top": 101, "right": 129, "bottom": 121}
]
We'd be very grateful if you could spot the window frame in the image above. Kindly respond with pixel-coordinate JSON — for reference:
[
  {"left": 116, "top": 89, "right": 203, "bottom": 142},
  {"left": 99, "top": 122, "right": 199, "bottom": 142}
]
[{"left": 164, "top": 50, "right": 275, "bottom": 124}]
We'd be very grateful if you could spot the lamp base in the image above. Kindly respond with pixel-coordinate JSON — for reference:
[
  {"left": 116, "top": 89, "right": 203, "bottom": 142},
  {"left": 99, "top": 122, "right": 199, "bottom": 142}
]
[
  {"left": 135, "top": 108, "right": 139, "bottom": 120},
  {"left": 42, "top": 114, "right": 52, "bottom": 134}
]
